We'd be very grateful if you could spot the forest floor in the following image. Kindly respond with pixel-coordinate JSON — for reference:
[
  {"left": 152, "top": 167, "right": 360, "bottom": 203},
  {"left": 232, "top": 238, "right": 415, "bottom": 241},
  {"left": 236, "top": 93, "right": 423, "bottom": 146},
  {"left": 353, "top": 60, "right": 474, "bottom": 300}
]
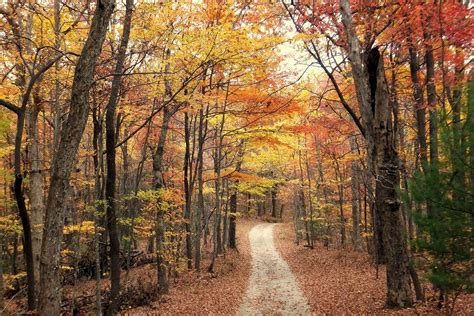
[
  {"left": 4, "top": 219, "right": 473, "bottom": 315},
  {"left": 274, "top": 222, "right": 474, "bottom": 315},
  {"left": 127, "top": 218, "right": 258, "bottom": 315}
]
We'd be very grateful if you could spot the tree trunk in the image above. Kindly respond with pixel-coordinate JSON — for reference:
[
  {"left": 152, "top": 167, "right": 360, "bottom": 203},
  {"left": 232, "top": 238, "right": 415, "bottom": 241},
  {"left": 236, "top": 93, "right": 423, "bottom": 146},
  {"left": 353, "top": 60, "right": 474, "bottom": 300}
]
[
  {"left": 228, "top": 189, "right": 238, "bottom": 249},
  {"left": 27, "top": 98, "right": 45, "bottom": 298},
  {"left": 298, "top": 149, "right": 312, "bottom": 248},
  {"left": 350, "top": 137, "right": 362, "bottom": 251},
  {"left": 194, "top": 107, "right": 207, "bottom": 270},
  {"left": 334, "top": 158, "right": 346, "bottom": 246},
  {"left": 247, "top": 193, "right": 251, "bottom": 215},
  {"left": 424, "top": 35, "right": 439, "bottom": 167},
  {"left": 451, "top": 48, "right": 466, "bottom": 197},
  {"left": 153, "top": 102, "right": 172, "bottom": 294},
  {"left": 209, "top": 81, "right": 229, "bottom": 272},
  {"left": 209, "top": 125, "right": 223, "bottom": 272},
  {"left": 407, "top": 40, "right": 428, "bottom": 166},
  {"left": 229, "top": 142, "right": 244, "bottom": 249},
  {"left": 340, "top": 0, "right": 413, "bottom": 307},
  {"left": 271, "top": 186, "right": 277, "bottom": 218},
  {"left": 183, "top": 112, "right": 193, "bottom": 269},
  {"left": 13, "top": 109, "right": 36, "bottom": 310},
  {"left": 104, "top": 1, "right": 133, "bottom": 312},
  {"left": 39, "top": 1, "right": 115, "bottom": 314}
]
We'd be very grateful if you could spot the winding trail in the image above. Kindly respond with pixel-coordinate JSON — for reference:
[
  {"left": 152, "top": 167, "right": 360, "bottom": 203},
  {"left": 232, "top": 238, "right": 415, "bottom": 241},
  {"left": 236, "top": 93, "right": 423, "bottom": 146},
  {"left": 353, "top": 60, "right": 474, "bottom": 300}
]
[{"left": 239, "top": 223, "right": 310, "bottom": 315}]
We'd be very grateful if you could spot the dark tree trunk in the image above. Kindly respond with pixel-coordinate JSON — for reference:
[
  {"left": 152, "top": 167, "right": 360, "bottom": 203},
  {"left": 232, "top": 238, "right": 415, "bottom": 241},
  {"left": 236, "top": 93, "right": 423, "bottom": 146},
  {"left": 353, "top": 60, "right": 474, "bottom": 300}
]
[
  {"left": 350, "top": 137, "right": 362, "bottom": 250},
  {"left": 229, "top": 142, "right": 243, "bottom": 249},
  {"left": 371, "top": 50, "right": 412, "bottom": 307},
  {"left": 104, "top": 0, "right": 133, "bottom": 312},
  {"left": 407, "top": 41, "right": 428, "bottom": 166},
  {"left": 298, "top": 150, "right": 312, "bottom": 248},
  {"left": 183, "top": 112, "right": 193, "bottom": 269},
  {"left": 14, "top": 172, "right": 35, "bottom": 310},
  {"left": 153, "top": 103, "right": 172, "bottom": 294},
  {"left": 194, "top": 107, "right": 207, "bottom": 270},
  {"left": 271, "top": 186, "right": 277, "bottom": 218},
  {"left": 228, "top": 190, "right": 238, "bottom": 249},
  {"left": 423, "top": 33, "right": 439, "bottom": 167},
  {"left": 39, "top": 1, "right": 115, "bottom": 314},
  {"left": 247, "top": 193, "right": 251, "bottom": 215},
  {"left": 334, "top": 159, "right": 346, "bottom": 246}
]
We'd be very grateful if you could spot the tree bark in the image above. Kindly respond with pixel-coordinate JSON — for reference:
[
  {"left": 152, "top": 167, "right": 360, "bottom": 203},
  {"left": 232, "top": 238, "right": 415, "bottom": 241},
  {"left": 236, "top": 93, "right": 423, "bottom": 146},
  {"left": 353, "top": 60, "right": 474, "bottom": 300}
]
[
  {"left": 407, "top": 40, "right": 428, "bottom": 166},
  {"left": 153, "top": 102, "right": 172, "bottom": 294},
  {"left": 228, "top": 145, "right": 243, "bottom": 249},
  {"left": 194, "top": 107, "right": 207, "bottom": 270},
  {"left": 209, "top": 82, "right": 228, "bottom": 272},
  {"left": 183, "top": 112, "right": 193, "bottom": 269},
  {"left": 334, "top": 158, "right": 346, "bottom": 246},
  {"left": 350, "top": 137, "right": 362, "bottom": 251},
  {"left": 39, "top": 1, "right": 115, "bottom": 314},
  {"left": 104, "top": 0, "right": 133, "bottom": 312},
  {"left": 271, "top": 185, "right": 277, "bottom": 218},
  {"left": 340, "top": 0, "right": 413, "bottom": 307},
  {"left": 423, "top": 32, "right": 439, "bottom": 167},
  {"left": 27, "top": 93, "right": 45, "bottom": 300}
]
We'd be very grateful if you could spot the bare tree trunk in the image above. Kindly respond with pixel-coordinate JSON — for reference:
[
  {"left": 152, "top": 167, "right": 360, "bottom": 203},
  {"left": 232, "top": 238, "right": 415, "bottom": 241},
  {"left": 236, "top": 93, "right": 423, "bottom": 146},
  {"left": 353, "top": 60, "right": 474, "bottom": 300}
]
[
  {"left": 247, "top": 193, "right": 251, "bottom": 215},
  {"left": 222, "top": 181, "right": 229, "bottom": 250},
  {"left": 340, "top": 0, "right": 413, "bottom": 307},
  {"left": 229, "top": 141, "right": 244, "bottom": 249},
  {"left": 271, "top": 186, "right": 277, "bottom": 218},
  {"left": 183, "top": 112, "right": 193, "bottom": 269},
  {"left": 104, "top": 1, "right": 133, "bottom": 312},
  {"left": 39, "top": 2, "right": 115, "bottom": 314},
  {"left": 298, "top": 149, "right": 312, "bottom": 248},
  {"left": 450, "top": 48, "right": 466, "bottom": 198},
  {"left": 407, "top": 39, "right": 428, "bottom": 166},
  {"left": 209, "top": 126, "right": 223, "bottom": 272},
  {"left": 194, "top": 107, "right": 207, "bottom": 270},
  {"left": 423, "top": 30, "right": 439, "bottom": 168},
  {"left": 350, "top": 137, "right": 362, "bottom": 251},
  {"left": 153, "top": 102, "right": 172, "bottom": 294},
  {"left": 228, "top": 162, "right": 242, "bottom": 248},
  {"left": 209, "top": 82, "right": 229, "bottom": 272},
  {"left": 304, "top": 148, "right": 316, "bottom": 245},
  {"left": 27, "top": 93, "right": 45, "bottom": 301},
  {"left": 334, "top": 158, "right": 346, "bottom": 246}
]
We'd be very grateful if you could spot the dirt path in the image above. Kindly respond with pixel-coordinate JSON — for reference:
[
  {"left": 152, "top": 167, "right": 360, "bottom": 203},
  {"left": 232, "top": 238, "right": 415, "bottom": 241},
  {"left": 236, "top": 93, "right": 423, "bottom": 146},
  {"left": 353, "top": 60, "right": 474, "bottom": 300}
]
[{"left": 239, "top": 223, "right": 309, "bottom": 315}]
